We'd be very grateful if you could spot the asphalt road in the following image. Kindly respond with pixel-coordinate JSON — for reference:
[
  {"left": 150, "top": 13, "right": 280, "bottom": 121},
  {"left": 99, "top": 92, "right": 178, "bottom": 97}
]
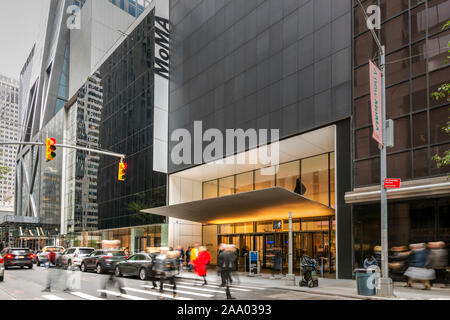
[{"left": 0, "top": 265, "right": 355, "bottom": 300}]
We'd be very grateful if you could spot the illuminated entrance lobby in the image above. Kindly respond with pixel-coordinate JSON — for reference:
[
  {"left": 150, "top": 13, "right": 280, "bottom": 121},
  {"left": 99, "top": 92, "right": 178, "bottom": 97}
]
[{"left": 143, "top": 125, "right": 339, "bottom": 276}]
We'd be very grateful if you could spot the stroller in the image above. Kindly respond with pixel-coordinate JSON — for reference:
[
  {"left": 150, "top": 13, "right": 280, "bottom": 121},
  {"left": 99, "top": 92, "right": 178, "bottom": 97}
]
[{"left": 299, "top": 255, "right": 319, "bottom": 288}]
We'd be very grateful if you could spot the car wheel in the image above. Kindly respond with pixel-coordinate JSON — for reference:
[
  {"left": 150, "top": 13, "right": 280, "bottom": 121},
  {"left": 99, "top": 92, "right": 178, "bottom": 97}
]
[
  {"left": 115, "top": 266, "right": 122, "bottom": 277},
  {"left": 81, "top": 263, "right": 87, "bottom": 272},
  {"left": 37, "top": 260, "right": 40, "bottom": 267},
  {"left": 28, "top": 264, "right": 33, "bottom": 269},
  {"left": 96, "top": 264, "right": 103, "bottom": 274},
  {"left": 0, "top": 276, "right": 3, "bottom": 282},
  {"left": 20, "top": 266, "right": 24, "bottom": 269},
  {"left": 68, "top": 260, "right": 72, "bottom": 267},
  {"left": 139, "top": 268, "right": 148, "bottom": 281}
]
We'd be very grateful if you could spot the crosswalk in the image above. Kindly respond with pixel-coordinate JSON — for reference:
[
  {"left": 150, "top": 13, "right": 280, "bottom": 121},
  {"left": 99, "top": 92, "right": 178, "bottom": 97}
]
[{"left": 40, "top": 278, "right": 267, "bottom": 301}]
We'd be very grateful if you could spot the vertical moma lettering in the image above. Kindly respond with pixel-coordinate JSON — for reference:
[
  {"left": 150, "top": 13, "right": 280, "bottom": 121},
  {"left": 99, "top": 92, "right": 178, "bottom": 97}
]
[{"left": 154, "top": 16, "right": 170, "bottom": 80}]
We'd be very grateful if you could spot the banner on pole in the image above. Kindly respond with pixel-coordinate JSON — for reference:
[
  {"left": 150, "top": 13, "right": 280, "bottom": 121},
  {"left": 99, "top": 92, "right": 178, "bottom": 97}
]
[{"left": 369, "top": 60, "right": 383, "bottom": 145}]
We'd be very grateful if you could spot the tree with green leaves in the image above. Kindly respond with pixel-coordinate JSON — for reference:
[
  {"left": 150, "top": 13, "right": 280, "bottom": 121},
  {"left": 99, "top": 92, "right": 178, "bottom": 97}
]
[{"left": 431, "top": 21, "right": 450, "bottom": 168}]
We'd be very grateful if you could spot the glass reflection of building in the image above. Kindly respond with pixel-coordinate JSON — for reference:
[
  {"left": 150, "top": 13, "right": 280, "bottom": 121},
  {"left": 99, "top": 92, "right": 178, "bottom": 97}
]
[
  {"left": 64, "top": 72, "right": 103, "bottom": 234},
  {"left": 96, "top": 7, "right": 166, "bottom": 230}
]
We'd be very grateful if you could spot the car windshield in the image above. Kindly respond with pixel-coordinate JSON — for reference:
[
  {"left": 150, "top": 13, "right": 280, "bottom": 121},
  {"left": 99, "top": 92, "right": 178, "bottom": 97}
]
[
  {"left": 11, "top": 250, "right": 30, "bottom": 255},
  {"left": 106, "top": 251, "right": 126, "bottom": 256},
  {"left": 79, "top": 249, "right": 94, "bottom": 254}
]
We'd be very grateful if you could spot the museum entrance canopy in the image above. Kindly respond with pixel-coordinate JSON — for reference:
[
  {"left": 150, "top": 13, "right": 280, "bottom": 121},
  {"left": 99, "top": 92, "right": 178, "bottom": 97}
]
[{"left": 141, "top": 187, "right": 334, "bottom": 225}]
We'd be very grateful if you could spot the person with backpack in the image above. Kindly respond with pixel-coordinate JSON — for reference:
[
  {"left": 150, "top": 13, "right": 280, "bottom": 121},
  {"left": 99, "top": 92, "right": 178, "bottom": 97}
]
[
  {"left": 218, "top": 245, "right": 237, "bottom": 299},
  {"left": 154, "top": 250, "right": 178, "bottom": 298}
]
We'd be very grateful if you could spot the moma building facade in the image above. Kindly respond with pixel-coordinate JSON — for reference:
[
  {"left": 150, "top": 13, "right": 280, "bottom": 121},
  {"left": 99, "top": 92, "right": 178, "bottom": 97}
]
[{"left": 143, "top": 0, "right": 354, "bottom": 278}]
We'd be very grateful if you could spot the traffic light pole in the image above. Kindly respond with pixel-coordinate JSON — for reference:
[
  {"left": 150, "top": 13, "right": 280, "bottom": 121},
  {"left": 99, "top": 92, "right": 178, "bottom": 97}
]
[{"left": 0, "top": 141, "right": 125, "bottom": 160}]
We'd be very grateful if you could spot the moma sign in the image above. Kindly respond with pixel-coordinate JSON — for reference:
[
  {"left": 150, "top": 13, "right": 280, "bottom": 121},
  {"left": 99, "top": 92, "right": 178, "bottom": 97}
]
[
  {"left": 154, "top": 16, "right": 170, "bottom": 80},
  {"left": 153, "top": 0, "right": 169, "bottom": 173}
]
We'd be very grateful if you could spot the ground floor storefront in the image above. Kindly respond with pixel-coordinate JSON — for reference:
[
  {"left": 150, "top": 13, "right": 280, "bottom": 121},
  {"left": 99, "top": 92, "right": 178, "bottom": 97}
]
[
  {"left": 353, "top": 195, "right": 450, "bottom": 282},
  {"left": 215, "top": 216, "right": 336, "bottom": 275}
]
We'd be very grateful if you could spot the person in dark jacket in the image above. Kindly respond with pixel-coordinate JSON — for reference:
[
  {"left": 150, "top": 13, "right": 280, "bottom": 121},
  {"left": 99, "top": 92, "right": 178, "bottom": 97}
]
[
  {"left": 186, "top": 246, "right": 192, "bottom": 271},
  {"left": 363, "top": 255, "right": 378, "bottom": 269},
  {"left": 404, "top": 243, "right": 434, "bottom": 289},
  {"left": 218, "top": 245, "right": 237, "bottom": 299}
]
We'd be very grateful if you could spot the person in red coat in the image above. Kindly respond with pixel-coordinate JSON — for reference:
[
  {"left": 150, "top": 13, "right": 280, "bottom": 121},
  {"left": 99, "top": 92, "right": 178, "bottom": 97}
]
[{"left": 194, "top": 246, "right": 211, "bottom": 286}]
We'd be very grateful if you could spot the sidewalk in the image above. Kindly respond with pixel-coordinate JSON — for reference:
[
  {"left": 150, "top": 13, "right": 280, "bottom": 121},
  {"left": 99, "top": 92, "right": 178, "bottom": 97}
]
[{"left": 177, "top": 270, "right": 450, "bottom": 300}]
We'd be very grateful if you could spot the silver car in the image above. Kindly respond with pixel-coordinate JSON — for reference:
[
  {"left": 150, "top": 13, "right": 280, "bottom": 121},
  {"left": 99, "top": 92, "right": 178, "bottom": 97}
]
[
  {"left": 57, "top": 247, "right": 95, "bottom": 268},
  {"left": 36, "top": 246, "right": 65, "bottom": 266}
]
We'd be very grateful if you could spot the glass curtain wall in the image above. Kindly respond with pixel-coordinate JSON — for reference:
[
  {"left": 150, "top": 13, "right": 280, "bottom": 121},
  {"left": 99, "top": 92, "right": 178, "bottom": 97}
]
[{"left": 203, "top": 152, "right": 335, "bottom": 207}]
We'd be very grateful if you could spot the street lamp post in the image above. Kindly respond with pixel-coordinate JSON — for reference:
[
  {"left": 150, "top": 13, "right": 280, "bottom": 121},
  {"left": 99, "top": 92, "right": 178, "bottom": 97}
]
[
  {"left": 356, "top": 1, "right": 394, "bottom": 297},
  {"left": 285, "top": 211, "right": 295, "bottom": 286}
]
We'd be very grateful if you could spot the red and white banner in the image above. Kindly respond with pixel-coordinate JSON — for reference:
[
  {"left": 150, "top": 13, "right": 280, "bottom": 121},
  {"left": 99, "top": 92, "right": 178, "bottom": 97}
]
[
  {"left": 384, "top": 178, "right": 401, "bottom": 189},
  {"left": 369, "top": 60, "right": 383, "bottom": 145}
]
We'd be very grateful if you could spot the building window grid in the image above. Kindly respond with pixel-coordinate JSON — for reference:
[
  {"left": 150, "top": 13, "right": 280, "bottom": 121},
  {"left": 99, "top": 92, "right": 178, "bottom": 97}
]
[{"left": 352, "top": 0, "right": 450, "bottom": 187}]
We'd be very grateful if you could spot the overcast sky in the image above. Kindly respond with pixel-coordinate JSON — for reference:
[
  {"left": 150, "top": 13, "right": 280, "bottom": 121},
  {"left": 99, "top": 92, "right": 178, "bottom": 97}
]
[{"left": 0, "top": 0, "right": 47, "bottom": 81}]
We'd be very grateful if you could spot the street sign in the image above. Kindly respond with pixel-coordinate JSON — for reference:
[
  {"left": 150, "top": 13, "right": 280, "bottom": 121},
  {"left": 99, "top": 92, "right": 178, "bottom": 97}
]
[
  {"left": 384, "top": 178, "right": 401, "bottom": 189},
  {"left": 249, "top": 251, "right": 258, "bottom": 275}
]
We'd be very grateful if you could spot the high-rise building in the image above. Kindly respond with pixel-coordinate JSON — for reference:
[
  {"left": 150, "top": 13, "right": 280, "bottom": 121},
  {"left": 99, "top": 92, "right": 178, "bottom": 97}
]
[
  {"left": 11, "top": 0, "right": 142, "bottom": 248},
  {"left": 0, "top": 75, "right": 19, "bottom": 210}
]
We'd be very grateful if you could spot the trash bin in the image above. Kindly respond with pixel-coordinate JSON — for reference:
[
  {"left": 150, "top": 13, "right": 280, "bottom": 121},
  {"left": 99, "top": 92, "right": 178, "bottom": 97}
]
[{"left": 354, "top": 268, "right": 377, "bottom": 296}]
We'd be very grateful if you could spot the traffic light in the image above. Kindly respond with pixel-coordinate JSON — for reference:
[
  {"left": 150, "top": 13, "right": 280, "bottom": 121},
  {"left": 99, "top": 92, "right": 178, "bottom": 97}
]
[
  {"left": 118, "top": 161, "right": 127, "bottom": 181},
  {"left": 46, "top": 138, "right": 56, "bottom": 162}
]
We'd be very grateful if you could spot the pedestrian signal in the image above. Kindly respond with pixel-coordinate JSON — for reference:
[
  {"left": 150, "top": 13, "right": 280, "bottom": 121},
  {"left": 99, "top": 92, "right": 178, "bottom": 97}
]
[
  {"left": 118, "top": 162, "right": 127, "bottom": 181},
  {"left": 46, "top": 138, "right": 56, "bottom": 162}
]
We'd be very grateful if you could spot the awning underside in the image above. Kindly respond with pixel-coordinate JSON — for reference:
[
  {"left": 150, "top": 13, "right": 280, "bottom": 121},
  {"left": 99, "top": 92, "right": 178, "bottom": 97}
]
[{"left": 141, "top": 187, "right": 334, "bottom": 225}]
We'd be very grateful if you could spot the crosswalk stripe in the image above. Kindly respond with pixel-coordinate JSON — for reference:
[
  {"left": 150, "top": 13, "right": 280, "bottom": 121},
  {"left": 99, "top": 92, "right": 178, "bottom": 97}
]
[
  {"left": 42, "top": 295, "right": 64, "bottom": 300},
  {"left": 180, "top": 279, "right": 266, "bottom": 290},
  {"left": 122, "top": 287, "right": 192, "bottom": 300},
  {"left": 177, "top": 281, "right": 251, "bottom": 292},
  {"left": 141, "top": 285, "right": 214, "bottom": 298},
  {"left": 167, "top": 284, "right": 239, "bottom": 294},
  {"left": 70, "top": 291, "right": 105, "bottom": 300},
  {"left": 97, "top": 290, "right": 149, "bottom": 300}
]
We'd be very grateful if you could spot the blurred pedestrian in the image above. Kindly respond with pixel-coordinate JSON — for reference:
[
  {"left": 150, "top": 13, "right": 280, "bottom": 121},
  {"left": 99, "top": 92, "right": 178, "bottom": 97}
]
[
  {"left": 428, "top": 241, "right": 448, "bottom": 284},
  {"left": 186, "top": 246, "right": 192, "bottom": 271},
  {"left": 218, "top": 245, "right": 237, "bottom": 299},
  {"left": 267, "top": 247, "right": 282, "bottom": 278},
  {"left": 189, "top": 244, "right": 199, "bottom": 273},
  {"left": 404, "top": 243, "right": 435, "bottom": 290},
  {"left": 194, "top": 246, "right": 211, "bottom": 286},
  {"left": 46, "top": 249, "right": 56, "bottom": 268},
  {"left": 99, "top": 240, "right": 127, "bottom": 298},
  {"left": 176, "top": 245, "right": 184, "bottom": 273},
  {"left": 363, "top": 255, "right": 378, "bottom": 269}
]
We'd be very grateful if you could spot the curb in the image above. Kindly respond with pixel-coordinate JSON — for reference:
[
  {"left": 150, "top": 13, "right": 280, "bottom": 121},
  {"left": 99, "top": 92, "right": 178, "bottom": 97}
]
[{"left": 269, "top": 286, "right": 392, "bottom": 300}]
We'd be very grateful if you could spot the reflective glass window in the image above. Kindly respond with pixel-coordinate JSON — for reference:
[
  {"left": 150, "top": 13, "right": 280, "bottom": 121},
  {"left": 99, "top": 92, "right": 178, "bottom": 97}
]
[
  {"left": 219, "top": 176, "right": 234, "bottom": 196},
  {"left": 235, "top": 171, "right": 254, "bottom": 194},
  {"left": 254, "top": 167, "right": 275, "bottom": 191},
  {"left": 203, "top": 180, "right": 218, "bottom": 199},
  {"left": 301, "top": 154, "right": 329, "bottom": 206},
  {"left": 276, "top": 160, "right": 299, "bottom": 192}
]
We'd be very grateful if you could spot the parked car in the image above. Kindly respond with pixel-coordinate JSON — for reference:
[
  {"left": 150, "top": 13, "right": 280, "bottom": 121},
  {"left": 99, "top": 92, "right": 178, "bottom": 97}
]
[
  {"left": 36, "top": 246, "right": 65, "bottom": 266},
  {"left": 80, "top": 249, "right": 127, "bottom": 274},
  {"left": 0, "top": 254, "right": 4, "bottom": 281},
  {"left": 114, "top": 253, "right": 155, "bottom": 280},
  {"left": 1, "top": 248, "right": 33, "bottom": 269},
  {"left": 56, "top": 247, "right": 95, "bottom": 268}
]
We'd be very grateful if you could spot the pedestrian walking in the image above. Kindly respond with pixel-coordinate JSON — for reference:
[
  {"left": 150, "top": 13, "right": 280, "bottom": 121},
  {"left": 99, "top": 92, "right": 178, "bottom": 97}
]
[
  {"left": 267, "top": 247, "right": 282, "bottom": 278},
  {"left": 189, "top": 244, "right": 199, "bottom": 272},
  {"left": 404, "top": 243, "right": 435, "bottom": 290},
  {"left": 176, "top": 245, "right": 184, "bottom": 273},
  {"left": 99, "top": 240, "right": 127, "bottom": 298},
  {"left": 153, "top": 249, "right": 178, "bottom": 298},
  {"left": 186, "top": 246, "right": 192, "bottom": 271},
  {"left": 42, "top": 249, "right": 72, "bottom": 293},
  {"left": 363, "top": 254, "right": 378, "bottom": 269},
  {"left": 428, "top": 241, "right": 448, "bottom": 284},
  {"left": 218, "top": 245, "right": 237, "bottom": 299},
  {"left": 193, "top": 246, "right": 211, "bottom": 286}
]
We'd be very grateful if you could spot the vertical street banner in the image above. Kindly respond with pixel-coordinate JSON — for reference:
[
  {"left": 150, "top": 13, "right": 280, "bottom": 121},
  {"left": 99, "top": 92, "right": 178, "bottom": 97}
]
[{"left": 369, "top": 60, "right": 383, "bottom": 145}]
